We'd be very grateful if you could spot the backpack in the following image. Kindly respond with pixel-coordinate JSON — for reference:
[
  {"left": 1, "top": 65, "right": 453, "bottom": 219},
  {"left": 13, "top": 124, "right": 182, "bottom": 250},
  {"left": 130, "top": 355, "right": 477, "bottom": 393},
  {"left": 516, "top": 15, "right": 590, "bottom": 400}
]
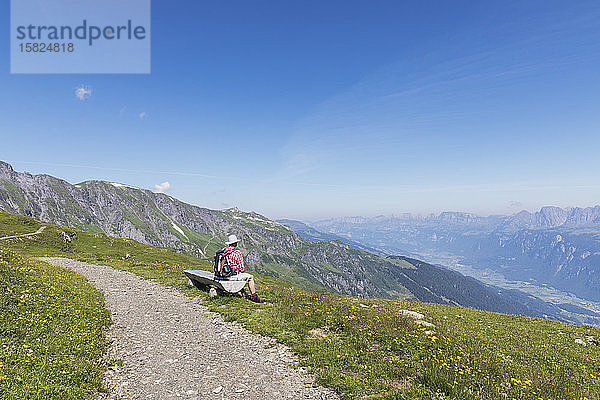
[{"left": 214, "top": 248, "right": 236, "bottom": 278}]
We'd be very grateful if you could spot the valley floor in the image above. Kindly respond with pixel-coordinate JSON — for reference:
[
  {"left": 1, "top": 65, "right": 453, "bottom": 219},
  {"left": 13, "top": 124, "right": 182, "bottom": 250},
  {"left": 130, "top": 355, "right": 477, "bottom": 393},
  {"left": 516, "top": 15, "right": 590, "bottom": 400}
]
[{"left": 40, "top": 257, "right": 337, "bottom": 400}]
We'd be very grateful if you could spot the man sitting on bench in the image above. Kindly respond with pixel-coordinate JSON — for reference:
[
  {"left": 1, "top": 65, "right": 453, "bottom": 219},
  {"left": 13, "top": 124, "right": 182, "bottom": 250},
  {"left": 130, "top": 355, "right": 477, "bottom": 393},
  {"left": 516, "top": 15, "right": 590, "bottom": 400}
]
[{"left": 222, "top": 234, "right": 261, "bottom": 303}]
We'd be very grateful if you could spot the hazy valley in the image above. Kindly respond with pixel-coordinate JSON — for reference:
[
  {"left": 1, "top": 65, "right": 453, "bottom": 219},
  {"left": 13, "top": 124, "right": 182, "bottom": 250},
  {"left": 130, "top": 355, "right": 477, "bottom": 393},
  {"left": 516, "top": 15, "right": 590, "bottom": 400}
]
[{"left": 307, "top": 208, "right": 600, "bottom": 323}]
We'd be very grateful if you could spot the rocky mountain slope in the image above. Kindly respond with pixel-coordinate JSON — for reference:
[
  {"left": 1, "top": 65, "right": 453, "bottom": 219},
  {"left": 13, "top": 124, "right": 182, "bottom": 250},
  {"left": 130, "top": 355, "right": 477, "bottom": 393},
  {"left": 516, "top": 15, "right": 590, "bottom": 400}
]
[{"left": 0, "top": 161, "right": 583, "bottom": 322}]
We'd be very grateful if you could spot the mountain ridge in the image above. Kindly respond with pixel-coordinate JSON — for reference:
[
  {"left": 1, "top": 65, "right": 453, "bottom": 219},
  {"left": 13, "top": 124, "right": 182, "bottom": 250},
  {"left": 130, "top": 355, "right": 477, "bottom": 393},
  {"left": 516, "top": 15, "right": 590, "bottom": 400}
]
[
  {"left": 0, "top": 161, "right": 589, "bottom": 323},
  {"left": 313, "top": 205, "right": 600, "bottom": 231}
]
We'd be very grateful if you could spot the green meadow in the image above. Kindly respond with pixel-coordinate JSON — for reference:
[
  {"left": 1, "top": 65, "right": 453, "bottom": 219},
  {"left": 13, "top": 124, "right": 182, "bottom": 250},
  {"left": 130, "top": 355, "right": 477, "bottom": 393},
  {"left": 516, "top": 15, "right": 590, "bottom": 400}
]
[
  {"left": 0, "top": 249, "right": 111, "bottom": 399},
  {"left": 1, "top": 211, "right": 599, "bottom": 399}
]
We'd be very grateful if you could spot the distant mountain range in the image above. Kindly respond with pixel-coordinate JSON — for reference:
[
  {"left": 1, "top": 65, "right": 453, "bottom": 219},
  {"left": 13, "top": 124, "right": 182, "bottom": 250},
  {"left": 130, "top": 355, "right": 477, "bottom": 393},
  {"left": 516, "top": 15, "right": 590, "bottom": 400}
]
[
  {"left": 311, "top": 208, "right": 600, "bottom": 304},
  {"left": 276, "top": 219, "right": 385, "bottom": 255},
  {"left": 0, "top": 160, "right": 596, "bottom": 324}
]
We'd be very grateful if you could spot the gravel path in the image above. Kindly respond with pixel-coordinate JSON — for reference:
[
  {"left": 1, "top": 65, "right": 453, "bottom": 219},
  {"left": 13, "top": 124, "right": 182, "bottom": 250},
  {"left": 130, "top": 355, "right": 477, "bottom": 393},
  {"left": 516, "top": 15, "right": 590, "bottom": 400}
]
[
  {"left": 0, "top": 225, "right": 46, "bottom": 240},
  {"left": 39, "top": 257, "right": 339, "bottom": 400}
]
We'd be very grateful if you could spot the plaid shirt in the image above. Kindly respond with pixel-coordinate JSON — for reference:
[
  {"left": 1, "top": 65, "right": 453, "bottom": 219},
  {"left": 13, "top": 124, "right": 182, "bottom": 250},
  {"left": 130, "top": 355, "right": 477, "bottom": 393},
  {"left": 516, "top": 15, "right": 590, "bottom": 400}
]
[{"left": 224, "top": 245, "right": 244, "bottom": 273}]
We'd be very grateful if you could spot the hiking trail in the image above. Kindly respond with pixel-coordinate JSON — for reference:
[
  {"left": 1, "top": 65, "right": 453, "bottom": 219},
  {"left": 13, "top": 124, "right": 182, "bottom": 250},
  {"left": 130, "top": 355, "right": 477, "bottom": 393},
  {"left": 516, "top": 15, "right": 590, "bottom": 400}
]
[
  {"left": 0, "top": 226, "right": 46, "bottom": 240},
  {"left": 39, "top": 257, "right": 338, "bottom": 400}
]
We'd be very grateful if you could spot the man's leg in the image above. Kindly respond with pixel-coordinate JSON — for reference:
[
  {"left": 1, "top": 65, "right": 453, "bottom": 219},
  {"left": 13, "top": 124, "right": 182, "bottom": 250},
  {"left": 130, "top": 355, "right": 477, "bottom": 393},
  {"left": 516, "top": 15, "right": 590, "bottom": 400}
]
[
  {"left": 246, "top": 274, "right": 261, "bottom": 302},
  {"left": 247, "top": 275, "right": 256, "bottom": 295},
  {"left": 232, "top": 272, "right": 261, "bottom": 302}
]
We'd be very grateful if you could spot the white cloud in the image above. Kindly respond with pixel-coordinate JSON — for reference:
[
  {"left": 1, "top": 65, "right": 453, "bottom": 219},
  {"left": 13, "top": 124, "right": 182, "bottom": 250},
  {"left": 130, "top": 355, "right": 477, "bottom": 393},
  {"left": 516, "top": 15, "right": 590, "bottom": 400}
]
[
  {"left": 153, "top": 181, "right": 171, "bottom": 193},
  {"left": 75, "top": 85, "right": 92, "bottom": 101},
  {"left": 139, "top": 112, "right": 148, "bottom": 120}
]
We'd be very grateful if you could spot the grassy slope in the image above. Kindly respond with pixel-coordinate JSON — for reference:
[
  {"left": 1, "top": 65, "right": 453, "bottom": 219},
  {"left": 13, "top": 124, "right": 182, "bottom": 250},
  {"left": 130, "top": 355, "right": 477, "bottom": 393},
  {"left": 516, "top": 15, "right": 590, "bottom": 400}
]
[
  {"left": 0, "top": 249, "right": 111, "bottom": 399},
  {"left": 1, "top": 211, "right": 600, "bottom": 400}
]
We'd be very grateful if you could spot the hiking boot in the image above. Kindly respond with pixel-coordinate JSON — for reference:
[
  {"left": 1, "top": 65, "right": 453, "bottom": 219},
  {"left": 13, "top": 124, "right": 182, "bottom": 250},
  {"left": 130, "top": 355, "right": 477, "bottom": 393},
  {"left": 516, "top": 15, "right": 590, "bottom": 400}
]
[{"left": 248, "top": 293, "right": 262, "bottom": 303}]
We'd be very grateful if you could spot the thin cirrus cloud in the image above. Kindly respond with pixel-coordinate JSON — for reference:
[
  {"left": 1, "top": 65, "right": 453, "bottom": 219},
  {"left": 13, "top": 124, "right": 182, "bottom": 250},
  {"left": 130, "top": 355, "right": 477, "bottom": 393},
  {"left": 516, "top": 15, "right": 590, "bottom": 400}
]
[
  {"left": 275, "top": 15, "right": 600, "bottom": 193},
  {"left": 117, "top": 108, "right": 148, "bottom": 120},
  {"left": 153, "top": 181, "right": 171, "bottom": 193}
]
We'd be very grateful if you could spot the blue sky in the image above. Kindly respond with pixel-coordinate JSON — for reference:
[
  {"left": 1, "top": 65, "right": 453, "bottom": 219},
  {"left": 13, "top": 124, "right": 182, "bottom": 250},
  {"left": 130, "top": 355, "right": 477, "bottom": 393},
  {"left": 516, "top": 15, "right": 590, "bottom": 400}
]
[{"left": 1, "top": 0, "right": 600, "bottom": 219}]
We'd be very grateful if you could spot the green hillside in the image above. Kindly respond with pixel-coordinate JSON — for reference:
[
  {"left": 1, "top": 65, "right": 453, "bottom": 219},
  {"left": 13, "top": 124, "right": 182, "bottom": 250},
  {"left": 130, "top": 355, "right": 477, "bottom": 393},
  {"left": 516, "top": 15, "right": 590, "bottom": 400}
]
[{"left": 1, "top": 212, "right": 600, "bottom": 399}]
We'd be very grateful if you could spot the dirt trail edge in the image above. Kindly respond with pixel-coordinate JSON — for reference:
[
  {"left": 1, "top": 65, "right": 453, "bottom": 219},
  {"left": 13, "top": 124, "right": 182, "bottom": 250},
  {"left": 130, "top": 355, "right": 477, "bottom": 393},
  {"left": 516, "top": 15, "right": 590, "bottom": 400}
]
[{"left": 39, "top": 257, "right": 339, "bottom": 400}]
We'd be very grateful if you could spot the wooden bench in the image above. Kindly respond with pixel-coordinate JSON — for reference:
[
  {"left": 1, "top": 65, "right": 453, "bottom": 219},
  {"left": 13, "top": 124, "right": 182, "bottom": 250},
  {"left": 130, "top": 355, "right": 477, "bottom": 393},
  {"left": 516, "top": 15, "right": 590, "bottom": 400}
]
[{"left": 183, "top": 270, "right": 249, "bottom": 294}]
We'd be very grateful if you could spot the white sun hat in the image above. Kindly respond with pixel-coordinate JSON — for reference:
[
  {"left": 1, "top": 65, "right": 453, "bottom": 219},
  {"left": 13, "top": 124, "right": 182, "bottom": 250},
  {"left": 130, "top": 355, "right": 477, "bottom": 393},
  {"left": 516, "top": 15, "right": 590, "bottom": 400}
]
[{"left": 226, "top": 234, "right": 239, "bottom": 245}]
